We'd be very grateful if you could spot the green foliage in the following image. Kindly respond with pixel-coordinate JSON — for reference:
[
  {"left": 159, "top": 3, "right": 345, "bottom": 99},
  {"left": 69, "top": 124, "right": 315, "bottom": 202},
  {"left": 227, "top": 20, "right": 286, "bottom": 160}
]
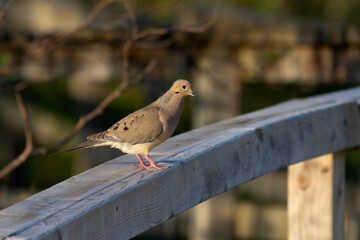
[
  {"left": 264, "top": 50, "right": 288, "bottom": 64},
  {"left": 228, "top": 0, "right": 284, "bottom": 13},
  {"left": 346, "top": 150, "right": 360, "bottom": 183},
  {"left": 0, "top": 52, "right": 12, "bottom": 67},
  {"left": 242, "top": 81, "right": 358, "bottom": 113},
  {"left": 25, "top": 155, "right": 72, "bottom": 190},
  {"left": 23, "top": 78, "right": 75, "bottom": 116},
  {"left": 5, "top": 154, "right": 72, "bottom": 190},
  {"left": 226, "top": 0, "right": 360, "bottom": 24}
]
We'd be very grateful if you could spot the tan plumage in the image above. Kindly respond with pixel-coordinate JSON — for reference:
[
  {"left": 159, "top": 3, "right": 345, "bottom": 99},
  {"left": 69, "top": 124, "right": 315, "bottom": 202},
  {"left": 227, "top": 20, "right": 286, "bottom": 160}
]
[{"left": 58, "top": 79, "right": 196, "bottom": 169}]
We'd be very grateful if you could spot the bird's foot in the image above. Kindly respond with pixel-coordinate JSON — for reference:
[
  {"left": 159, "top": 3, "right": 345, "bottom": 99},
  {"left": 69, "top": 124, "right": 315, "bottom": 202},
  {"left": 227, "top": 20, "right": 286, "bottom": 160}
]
[
  {"left": 136, "top": 154, "right": 169, "bottom": 169},
  {"left": 135, "top": 162, "right": 168, "bottom": 169},
  {"left": 136, "top": 154, "right": 151, "bottom": 169},
  {"left": 144, "top": 154, "right": 169, "bottom": 169},
  {"left": 135, "top": 163, "right": 151, "bottom": 169}
]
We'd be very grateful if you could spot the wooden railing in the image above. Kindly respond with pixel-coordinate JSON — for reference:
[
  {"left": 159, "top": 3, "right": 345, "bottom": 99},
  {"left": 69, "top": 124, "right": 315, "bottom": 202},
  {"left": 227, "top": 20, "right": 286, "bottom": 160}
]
[{"left": 1, "top": 87, "right": 360, "bottom": 240}]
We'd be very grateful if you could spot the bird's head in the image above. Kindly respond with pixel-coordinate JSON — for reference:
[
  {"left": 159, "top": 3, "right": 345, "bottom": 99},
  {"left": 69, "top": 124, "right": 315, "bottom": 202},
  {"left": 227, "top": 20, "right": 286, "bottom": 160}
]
[{"left": 172, "top": 79, "right": 197, "bottom": 98}]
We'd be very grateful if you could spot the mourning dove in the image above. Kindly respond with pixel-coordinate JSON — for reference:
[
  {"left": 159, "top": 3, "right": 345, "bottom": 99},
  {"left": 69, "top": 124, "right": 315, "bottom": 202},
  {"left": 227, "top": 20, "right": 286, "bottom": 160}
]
[{"left": 58, "top": 79, "right": 196, "bottom": 169}]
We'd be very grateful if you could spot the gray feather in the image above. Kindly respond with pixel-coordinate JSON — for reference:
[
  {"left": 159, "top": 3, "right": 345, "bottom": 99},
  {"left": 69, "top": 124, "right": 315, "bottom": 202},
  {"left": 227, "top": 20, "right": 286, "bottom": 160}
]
[{"left": 50, "top": 140, "right": 102, "bottom": 156}]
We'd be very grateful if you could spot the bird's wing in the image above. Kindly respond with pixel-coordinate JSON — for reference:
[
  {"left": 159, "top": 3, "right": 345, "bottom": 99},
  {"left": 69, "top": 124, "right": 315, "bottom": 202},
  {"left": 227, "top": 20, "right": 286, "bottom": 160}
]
[{"left": 87, "top": 106, "right": 163, "bottom": 145}]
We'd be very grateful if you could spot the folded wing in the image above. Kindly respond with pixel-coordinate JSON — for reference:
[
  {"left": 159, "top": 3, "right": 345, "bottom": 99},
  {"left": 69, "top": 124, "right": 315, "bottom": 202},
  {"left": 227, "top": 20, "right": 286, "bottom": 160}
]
[{"left": 87, "top": 106, "right": 163, "bottom": 145}]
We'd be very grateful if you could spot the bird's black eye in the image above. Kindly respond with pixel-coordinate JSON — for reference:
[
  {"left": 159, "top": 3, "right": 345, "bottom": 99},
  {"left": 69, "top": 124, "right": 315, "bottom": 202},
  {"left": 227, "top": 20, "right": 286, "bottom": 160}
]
[{"left": 182, "top": 85, "right": 187, "bottom": 89}]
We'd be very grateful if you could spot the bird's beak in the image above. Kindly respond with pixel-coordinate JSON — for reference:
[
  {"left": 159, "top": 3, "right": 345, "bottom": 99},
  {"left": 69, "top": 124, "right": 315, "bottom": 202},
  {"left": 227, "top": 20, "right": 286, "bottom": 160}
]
[{"left": 190, "top": 91, "right": 198, "bottom": 99}]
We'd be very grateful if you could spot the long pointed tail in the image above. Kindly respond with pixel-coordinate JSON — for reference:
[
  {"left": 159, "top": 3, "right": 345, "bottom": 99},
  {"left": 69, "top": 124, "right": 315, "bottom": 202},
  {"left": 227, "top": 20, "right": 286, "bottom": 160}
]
[{"left": 50, "top": 140, "right": 103, "bottom": 156}]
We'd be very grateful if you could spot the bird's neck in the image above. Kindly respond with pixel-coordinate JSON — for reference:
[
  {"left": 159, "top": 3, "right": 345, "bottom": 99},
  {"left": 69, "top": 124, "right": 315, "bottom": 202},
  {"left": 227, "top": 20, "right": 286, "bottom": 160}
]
[{"left": 157, "top": 90, "right": 185, "bottom": 119}]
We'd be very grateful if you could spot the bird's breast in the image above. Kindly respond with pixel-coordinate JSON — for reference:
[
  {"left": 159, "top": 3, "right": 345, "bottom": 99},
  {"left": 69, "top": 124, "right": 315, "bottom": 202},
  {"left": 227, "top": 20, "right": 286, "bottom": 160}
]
[{"left": 110, "top": 140, "right": 161, "bottom": 154}]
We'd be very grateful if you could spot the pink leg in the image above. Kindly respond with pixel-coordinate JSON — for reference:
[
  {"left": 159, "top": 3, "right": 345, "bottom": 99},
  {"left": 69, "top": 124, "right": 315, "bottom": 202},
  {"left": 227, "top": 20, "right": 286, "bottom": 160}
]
[
  {"left": 136, "top": 154, "right": 150, "bottom": 168},
  {"left": 144, "top": 154, "right": 169, "bottom": 169}
]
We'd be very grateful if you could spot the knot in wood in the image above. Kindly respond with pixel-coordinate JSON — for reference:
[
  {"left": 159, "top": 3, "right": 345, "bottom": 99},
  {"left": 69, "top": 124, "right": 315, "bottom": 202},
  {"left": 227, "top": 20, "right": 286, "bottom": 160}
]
[
  {"left": 321, "top": 167, "right": 329, "bottom": 174},
  {"left": 297, "top": 172, "right": 310, "bottom": 190}
]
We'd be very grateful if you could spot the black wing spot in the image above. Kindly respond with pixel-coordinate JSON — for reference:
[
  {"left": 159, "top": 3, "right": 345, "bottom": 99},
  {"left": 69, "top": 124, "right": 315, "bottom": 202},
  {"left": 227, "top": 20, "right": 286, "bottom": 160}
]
[
  {"left": 113, "top": 126, "right": 118, "bottom": 130},
  {"left": 124, "top": 126, "right": 129, "bottom": 130},
  {"left": 175, "top": 91, "right": 180, "bottom": 94}
]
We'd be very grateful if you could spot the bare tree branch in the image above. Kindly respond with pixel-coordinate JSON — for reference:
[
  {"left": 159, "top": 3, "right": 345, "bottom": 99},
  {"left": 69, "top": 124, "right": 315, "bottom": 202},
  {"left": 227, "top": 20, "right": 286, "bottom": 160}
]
[
  {"left": 175, "top": 7, "right": 220, "bottom": 33},
  {"left": 32, "top": 0, "right": 154, "bottom": 156},
  {"left": 33, "top": 0, "right": 145, "bottom": 156},
  {"left": 0, "top": 0, "right": 14, "bottom": 21},
  {"left": 136, "top": 0, "right": 221, "bottom": 39},
  {"left": 44, "top": 0, "right": 114, "bottom": 49},
  {"left": 100, "top": 0, "right": 184, "bottom": 28},
  {"left": 31, "top": 58, "right": 158, "bottom": 156},
  {"left": 0, "top": 0, "right": 114, "bottom": 78},
  {"left": 0, "top": 92, "right": 33, "bottom": 179},
  {"left": 0, "top": 0, "right": 221, "bottom": 178},
  {"left": 121, "top": 0, "right": 138, "bottom": 84}
]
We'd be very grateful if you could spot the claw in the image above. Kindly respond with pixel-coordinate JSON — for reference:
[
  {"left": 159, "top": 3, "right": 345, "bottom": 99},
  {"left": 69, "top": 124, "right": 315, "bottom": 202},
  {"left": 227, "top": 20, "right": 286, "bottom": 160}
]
[
  {"left": 136, "top": 154, "right": 168, "bottom": 169},
  {"left": 136, "top": 163, "right": 150, "bottom": 168},
  {"left": 136, "top": 154, "right": 150, "bottom": 168},
  {"left": 144, "top": 154, "right": 169, "bottom": 169}
]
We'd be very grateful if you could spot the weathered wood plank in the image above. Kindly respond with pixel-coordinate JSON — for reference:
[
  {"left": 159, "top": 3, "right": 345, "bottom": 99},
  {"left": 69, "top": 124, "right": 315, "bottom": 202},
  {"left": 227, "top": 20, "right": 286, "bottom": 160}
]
[
  {"left": 1, "top": 87, "right": 360, "bottom": 240},
  {"left": 288, "top": 153, "right": 345, "bottom": 240}
]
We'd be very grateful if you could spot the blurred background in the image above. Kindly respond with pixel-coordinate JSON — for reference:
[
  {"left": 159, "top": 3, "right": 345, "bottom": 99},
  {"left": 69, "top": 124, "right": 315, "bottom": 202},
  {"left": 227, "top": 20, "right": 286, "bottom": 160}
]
[{"left": 1, "top": 0, "right": 360, "bottom": 239}]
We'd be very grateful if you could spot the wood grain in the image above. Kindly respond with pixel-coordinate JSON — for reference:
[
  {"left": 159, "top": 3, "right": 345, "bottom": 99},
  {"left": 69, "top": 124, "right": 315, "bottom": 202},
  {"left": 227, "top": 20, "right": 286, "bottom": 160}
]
[
  {"left": 288, "top": 153, "right": 345, "bottom": 240},
  {"left": 1, "top": 87, "right": 360, "bottom": 240}
]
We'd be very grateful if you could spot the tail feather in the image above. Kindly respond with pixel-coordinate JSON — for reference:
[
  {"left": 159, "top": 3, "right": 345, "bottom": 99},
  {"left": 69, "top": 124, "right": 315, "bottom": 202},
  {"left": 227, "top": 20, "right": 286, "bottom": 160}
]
[{"left": 51, "top": 140, "right": 103, "bottom": 156}]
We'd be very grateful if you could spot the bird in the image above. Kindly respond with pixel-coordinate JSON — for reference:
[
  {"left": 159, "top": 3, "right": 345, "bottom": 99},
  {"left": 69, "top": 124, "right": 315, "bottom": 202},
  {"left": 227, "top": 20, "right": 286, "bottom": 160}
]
[{"left": 57, "top": 79, "right": 196, "bottom": 169}]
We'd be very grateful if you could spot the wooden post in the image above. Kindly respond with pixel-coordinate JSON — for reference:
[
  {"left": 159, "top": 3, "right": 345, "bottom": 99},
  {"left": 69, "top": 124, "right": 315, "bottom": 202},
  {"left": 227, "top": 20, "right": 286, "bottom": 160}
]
[{"left": 288, "top": 152, "right": 345, "bottom": 240}]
